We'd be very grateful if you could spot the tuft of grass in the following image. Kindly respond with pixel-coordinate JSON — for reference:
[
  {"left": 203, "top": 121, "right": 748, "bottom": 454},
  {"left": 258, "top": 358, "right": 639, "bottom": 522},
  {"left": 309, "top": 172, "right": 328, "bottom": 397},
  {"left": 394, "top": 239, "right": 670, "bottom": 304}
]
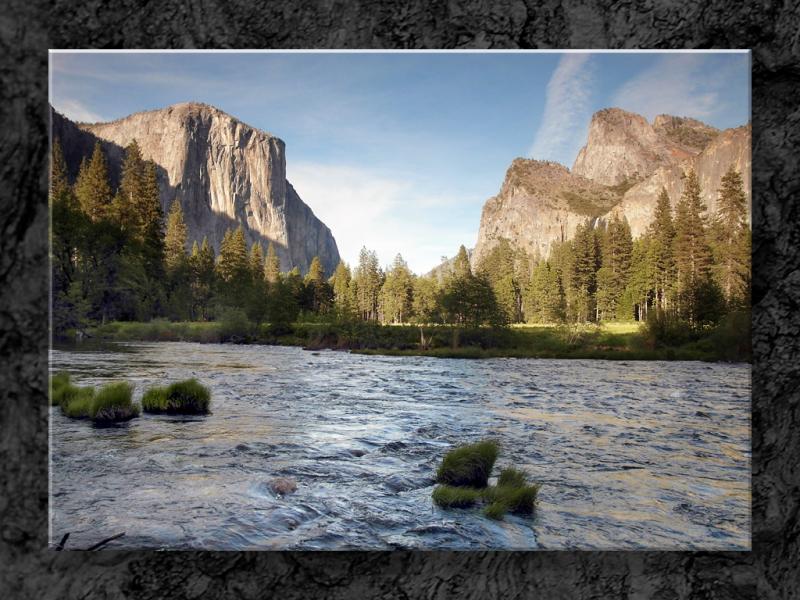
[
  {"left": 141, "top": 386, "right": 168, "bottom": 411},
  {"left": 142, "top": 378, "right": 211, "bottom": 414},
  {"left": 497, "top": 467, "right": 528, "bottom": 488},
  {"left": 90, "top": 381, "right": 139, "bottom": 424},
  {"left": 483, "top": 502, "right": 507, "bottom": 520},
  {"left": 431, "top": 485, "right": 483, "bottom": 508},
  {"left": 432, "top": 443, "right": 540, "bottom": 520},
  {"left": 436, "top": 440, "right": 499, "bottom": 488},
  {"left": 51, "top": 372, "right": 71, "bottom": 405},
  {"left": 61, "top": 386, "right": 96, "bottom": 418},
  {"left": 486, "top": 483, "right": 540, "bottom": 516}
]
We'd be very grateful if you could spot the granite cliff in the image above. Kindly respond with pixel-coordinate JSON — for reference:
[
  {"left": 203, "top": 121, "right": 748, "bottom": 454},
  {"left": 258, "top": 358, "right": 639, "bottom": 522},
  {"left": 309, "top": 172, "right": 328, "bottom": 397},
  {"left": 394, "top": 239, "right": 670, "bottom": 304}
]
[
  {"left": 51, "top": 103, "right": 340, "bottom": 275},
  {"left": 472, "top": 108, "right": 750, "bottom": 265}
]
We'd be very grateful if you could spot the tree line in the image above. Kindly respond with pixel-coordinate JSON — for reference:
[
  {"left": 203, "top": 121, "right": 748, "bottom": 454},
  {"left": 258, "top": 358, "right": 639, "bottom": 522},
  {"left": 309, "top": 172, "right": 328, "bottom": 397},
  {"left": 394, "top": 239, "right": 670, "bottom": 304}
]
[{"left": 51, "top": 139, "right": 750, "bottom": 335}]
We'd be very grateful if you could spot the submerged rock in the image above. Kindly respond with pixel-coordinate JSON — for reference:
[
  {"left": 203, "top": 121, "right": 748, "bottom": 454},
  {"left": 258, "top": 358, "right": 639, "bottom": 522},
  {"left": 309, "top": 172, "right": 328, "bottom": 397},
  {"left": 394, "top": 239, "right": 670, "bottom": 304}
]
[{"left": 269, "top": 477, "right": 297, "bottom": 496}]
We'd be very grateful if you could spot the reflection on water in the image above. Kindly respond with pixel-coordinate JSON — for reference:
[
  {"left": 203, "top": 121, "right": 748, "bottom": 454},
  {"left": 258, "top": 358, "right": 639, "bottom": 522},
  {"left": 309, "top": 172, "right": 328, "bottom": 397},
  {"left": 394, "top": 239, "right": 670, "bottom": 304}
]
[{"left": 50, "top": 342, "right": 750, "bottom": 550}]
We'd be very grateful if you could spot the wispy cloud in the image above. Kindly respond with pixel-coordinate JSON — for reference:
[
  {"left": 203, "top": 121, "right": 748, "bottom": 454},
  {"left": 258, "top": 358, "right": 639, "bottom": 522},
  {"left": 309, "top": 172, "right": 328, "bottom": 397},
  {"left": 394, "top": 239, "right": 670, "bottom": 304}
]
[
  {"left": 288, "top": 162, "right": 478, "bottom": 274},
  {"left": 52, "top": 99, "right": 107, "bottom": 123},
  {"left": 529, "top": 54, "right": 595, "bottom": 166},
  {"left": 610, "top": 54, "right": 742, "bottom": 122}
]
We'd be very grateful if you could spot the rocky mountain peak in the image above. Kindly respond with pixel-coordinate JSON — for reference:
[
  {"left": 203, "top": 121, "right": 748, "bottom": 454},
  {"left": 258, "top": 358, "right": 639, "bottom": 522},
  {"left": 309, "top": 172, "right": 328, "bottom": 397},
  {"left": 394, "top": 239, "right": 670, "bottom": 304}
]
[
  {"left": 52, "top": 104, "right": 340, "bottom": 275},
  {"left": 472, "top": 107, "right": 750, "bottom": 264},
  {"left": 571, "top": 108, "right": 724, "bottom": 188},
  {"left": 652, "top": 114, "right": 719, "bottom": 152},
  {"left": 571, "top": 107, "right": 669, "bottom": 186}
]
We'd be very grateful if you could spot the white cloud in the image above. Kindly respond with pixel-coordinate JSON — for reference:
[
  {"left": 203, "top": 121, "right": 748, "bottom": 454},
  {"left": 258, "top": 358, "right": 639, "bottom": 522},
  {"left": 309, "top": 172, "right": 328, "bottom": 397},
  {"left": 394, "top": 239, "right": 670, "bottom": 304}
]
[
  {"left": 610, "top": 54, "right": 731, "bottom": 122},
  {"left": 52, "top": 99, "right": 107, "bottom": 123},
  {"left": 529, "top": 54, "right": 595, "bottom": 165},
  {"left": 287, "top": 162, "right": 478, "bottom": 275}
]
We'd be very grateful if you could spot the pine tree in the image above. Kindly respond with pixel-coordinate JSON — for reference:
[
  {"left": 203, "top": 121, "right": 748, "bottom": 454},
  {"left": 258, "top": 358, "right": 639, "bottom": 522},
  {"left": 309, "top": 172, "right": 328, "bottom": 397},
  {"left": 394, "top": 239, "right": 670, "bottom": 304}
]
[
  {"left": 283, "top": 267, "right": 306, "bottom": 309},
  {"left": 569, "top": 221, "right": 600, "bottom": 322},
  {"left": 353, "top": 246, "right": 382, "bottom": 321},
  {"left": 74, "top": 142, "right": 113, "bottom": 222},
  {"left": 249, "top": 242, "right": 264, "bottom": 278},
  {"left": 673, "top": 169, "right": 716, "bottom": 323},
  {"left": 330, "top": 261, "right": 356, "bottom": 320},
  {"left": 379, "top": 254, "right": 414, "bottom": 324},
  {"left": 163, "top": 199, "right": 190, "bottom": 319},
  {"left": 140, "top": 160, "right": 164, "bottom": 250},
  {"left": 266, "top": 278, "right": 300, "bottom": 329},
  {"left": 621, "top": 236, "right": 654, "bottom": 321},
  {"left": 216, "top": 226, "right": 250, "bottom": 306},
  {"left": 245, "top": 242, "right": 267, "bottom": 322},
  {"left": 476, "top": 239, "right": 522, "bottom": 323},
  {"left": 190, "top": 237, "right": 216, "bottom": 320},
  {"left": 305, "top": 256, "right": 324, "bottom": 284},
  {"left": 712, "top": 167, "right": 750, "bottom": 307},
  {"left": 264, "top": 241, "right": 281, "bottom": 285},
  {"left": 303, "top": 256, "right": 333, "bottom": 314},
  {"left": 50, "top": 139, "right": 75, "bottom": 206},
  {"left": 164, "top": 200, "right": 188, "bottom": 272},
  {"left": 525, "top": 260, "right": 564, "bottom": 323},
  {"left": 595, "top": 215, "right": 632, "bottom": 320},
  {"left": 412, "top": 276, "right": 440, "bottom": 324},
  {"left": 51, "top": 139, "right": 89, "bottom": 332},
  {"left": 113, "top": 139, "right": 145, "bottom": 231},
  {"left": 648, "top": 187, "right": 675, "bottom": 311},
  {"left": 452, "top": 245, "right": 472, "bottom": 279}
]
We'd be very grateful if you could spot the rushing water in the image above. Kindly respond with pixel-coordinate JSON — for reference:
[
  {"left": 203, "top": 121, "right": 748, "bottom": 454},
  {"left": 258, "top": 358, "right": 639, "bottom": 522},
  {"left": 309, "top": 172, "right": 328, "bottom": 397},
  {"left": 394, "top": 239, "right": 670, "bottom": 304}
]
[{"left": 49, "top": 342, "right": 750, "bottom": 551}]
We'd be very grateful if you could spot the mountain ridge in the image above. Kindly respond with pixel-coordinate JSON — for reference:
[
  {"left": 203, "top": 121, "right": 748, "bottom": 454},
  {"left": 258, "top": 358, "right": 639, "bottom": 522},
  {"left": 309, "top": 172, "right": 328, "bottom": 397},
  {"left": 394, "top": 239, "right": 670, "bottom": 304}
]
[
  {"left": 52, "top": 102, "right": 340, "bottom": 276},
  {"left": 471, "top": 107, "right": 750, "bottom": 268}
]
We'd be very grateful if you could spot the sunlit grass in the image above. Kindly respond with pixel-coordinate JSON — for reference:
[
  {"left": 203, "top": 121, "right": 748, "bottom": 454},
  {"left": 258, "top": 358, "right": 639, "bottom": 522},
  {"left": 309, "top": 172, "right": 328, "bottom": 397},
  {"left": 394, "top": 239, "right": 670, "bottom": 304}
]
[
  {"left": 431, "top": 485, "right": 483, "bottom": 508},
  {"left": 61, "top": 386, "right": 96, "bottom": 418},
  {"left": 91, "top": 381, "right": 139, "bottom": 423},
  {"left": 436, "top": 440, "right": 499, "bottom": 488},
  {"left": 432, "top": 442, "right": 541, "bottom": 521},
  {"left": 141, "top": 378, "right": 211, "bottom": 414}
]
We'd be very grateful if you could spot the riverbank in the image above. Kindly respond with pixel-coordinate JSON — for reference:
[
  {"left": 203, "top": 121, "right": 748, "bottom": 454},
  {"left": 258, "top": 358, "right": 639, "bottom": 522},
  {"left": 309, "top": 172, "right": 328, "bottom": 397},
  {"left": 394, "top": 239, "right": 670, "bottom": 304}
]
[{"left": 75, "top": 316, "right": 750, "bottom": 362}]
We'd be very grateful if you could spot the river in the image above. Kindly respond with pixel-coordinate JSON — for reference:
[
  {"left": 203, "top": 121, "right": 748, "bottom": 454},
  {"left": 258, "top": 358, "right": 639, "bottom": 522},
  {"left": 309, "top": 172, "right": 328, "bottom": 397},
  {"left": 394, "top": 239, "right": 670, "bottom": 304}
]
[{"left": 49, "top": 342, "right": 750, "bottom": 550}]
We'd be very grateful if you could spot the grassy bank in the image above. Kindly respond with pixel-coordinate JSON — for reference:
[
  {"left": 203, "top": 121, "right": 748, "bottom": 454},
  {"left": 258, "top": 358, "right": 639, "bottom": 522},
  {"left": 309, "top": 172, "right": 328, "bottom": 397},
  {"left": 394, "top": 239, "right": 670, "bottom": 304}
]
[{"left": 82, "top": 315, "right": 750, "bottom": 362}]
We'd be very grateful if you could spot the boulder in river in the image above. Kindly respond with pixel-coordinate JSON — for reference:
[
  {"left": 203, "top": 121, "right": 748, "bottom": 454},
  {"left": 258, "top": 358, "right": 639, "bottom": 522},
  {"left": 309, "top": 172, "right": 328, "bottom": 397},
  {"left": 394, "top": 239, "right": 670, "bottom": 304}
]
[{"left": 269, "top": 477, "right": 298, "bottom": 496}]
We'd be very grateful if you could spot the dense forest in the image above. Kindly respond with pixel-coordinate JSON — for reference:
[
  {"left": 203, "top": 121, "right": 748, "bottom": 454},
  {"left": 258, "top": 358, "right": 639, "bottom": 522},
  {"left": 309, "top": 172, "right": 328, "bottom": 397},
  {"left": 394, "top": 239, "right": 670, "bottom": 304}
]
[{"left": 51, "top": 139, "right": 750, "bottom": 339}]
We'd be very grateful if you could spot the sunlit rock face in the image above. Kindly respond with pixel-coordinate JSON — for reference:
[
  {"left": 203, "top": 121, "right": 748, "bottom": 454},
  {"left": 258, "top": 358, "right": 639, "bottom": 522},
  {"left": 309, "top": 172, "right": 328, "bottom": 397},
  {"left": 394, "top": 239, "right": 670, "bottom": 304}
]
[
  {"left": 472, "top": 159, "right": 621, "bottom": 267},
  {"left": 473, "top": 108, "right": 750, "bottom": 262},
  {"left": 52, "top": 103, "right": 340, "bottom": 275},
  {"left": 610, "top": 124, "right": 751, "bottom": 238}
]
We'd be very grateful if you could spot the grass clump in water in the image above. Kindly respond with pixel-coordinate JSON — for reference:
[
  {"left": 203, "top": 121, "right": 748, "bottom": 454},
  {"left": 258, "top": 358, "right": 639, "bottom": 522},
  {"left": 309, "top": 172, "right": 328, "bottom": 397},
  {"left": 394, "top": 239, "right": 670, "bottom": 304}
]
[
  {"left": 497, "top": 467, "right": 529, "bottom": 488},
  {"left": 141, "top": 386, "right": 168, "bottom": 411},
  {"left": 483, "top": 477, "right": 540, "bottom": 520},
  {"left": 141, "top": 378, "right": 211, "bottom": 414},
  {"left": 61, "top": 386, "right": 96, "bottom": 418},
  {"left": 50, "top": 372, "right": 72, "bottom": 406},
  {"left": 431, "top": 485, "right": 483, "bottom": 509},
  {"left": 435, "top": 440, "right": 499, "bottom": 488},
  {"left": 432, "top": 442, "right": 540, "bottom": 521},
  {"left": 90, "top": 381, "right": 139, "bottom": 424},
  {"left": 483, "top": 502, "right": 508, "bottom": 520}
]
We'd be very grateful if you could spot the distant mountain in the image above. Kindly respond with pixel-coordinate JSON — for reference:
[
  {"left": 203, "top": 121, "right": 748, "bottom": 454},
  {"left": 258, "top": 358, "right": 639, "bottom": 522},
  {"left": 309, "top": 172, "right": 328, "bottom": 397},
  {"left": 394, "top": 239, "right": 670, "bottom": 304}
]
[
  {"left": 51, "top": 102, "right": 340, "bottom": 275},
  {"left": 472, "top": 107, "right": 750, "bottom": 266}
]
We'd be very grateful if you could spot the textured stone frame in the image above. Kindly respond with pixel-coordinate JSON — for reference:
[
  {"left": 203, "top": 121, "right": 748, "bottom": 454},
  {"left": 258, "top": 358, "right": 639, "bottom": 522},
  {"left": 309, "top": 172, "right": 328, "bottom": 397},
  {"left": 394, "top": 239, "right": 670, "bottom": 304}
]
[{"left": 0, "top": 2, "right": 796, "bottom": 598}]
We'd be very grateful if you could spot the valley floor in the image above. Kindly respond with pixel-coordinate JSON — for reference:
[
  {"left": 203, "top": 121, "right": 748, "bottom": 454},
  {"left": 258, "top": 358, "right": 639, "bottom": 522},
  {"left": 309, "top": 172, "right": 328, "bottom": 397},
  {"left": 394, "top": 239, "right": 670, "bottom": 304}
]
[{"left": 74, "top": 319, "right": 750, "bottom": 363}]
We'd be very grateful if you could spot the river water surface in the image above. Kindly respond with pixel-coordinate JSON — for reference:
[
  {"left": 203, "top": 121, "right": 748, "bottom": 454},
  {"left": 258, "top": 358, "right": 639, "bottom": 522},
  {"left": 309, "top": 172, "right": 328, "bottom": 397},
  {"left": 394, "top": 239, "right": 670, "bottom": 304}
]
[{"left": 50, "top": 342, "right": 750, "bottom": 550}]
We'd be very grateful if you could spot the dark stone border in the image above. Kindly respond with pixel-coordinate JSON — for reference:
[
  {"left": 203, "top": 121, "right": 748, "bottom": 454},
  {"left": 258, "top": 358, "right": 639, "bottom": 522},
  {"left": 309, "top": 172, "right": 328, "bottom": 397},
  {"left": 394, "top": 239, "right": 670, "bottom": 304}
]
[{"left": 1, "top": 2, "right": 796, "bottom": 597}]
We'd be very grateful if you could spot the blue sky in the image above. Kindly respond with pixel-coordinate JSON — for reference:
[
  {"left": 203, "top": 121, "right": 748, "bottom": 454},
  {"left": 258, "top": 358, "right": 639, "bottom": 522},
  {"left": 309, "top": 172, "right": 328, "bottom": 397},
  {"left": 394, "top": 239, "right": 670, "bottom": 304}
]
[{"left": 50, "top": 51, "right": 750, "bottom": 274}]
